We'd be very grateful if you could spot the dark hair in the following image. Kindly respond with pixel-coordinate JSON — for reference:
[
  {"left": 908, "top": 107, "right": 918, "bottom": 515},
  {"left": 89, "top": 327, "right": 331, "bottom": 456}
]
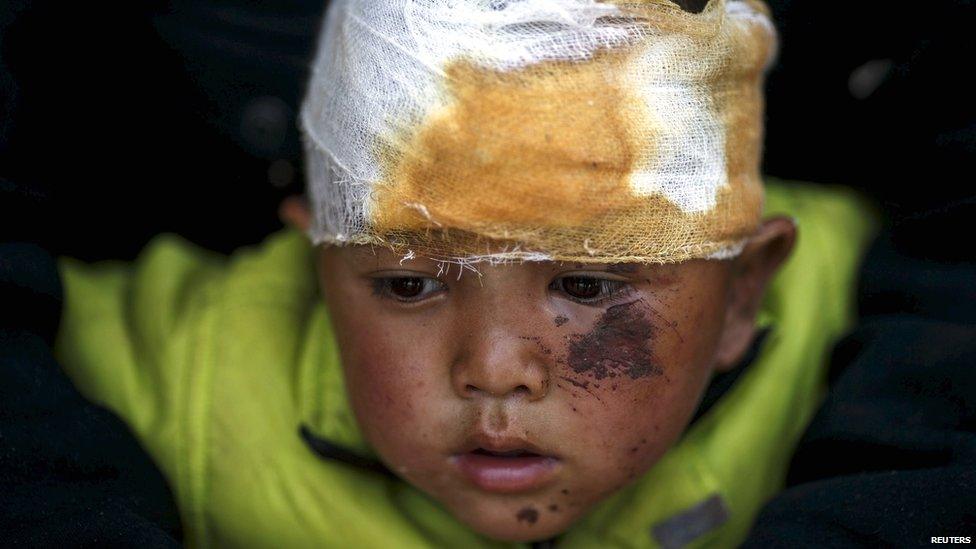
[{"left": 671, "top": 0, "right": 710, "bottom": 14}]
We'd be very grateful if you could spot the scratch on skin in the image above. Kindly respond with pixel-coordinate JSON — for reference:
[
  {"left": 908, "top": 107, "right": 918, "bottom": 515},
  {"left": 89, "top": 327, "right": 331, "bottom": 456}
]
[
  {"left": 559, "top": 376, "right": 604, "bottom": 403},
  {"left": 644, "top": 303, "right": 684, "bottom": 344}
]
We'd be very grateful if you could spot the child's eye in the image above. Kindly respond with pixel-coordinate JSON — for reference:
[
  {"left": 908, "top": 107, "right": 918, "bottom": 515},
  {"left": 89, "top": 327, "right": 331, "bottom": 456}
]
[
  {"left": 373, "top": 276, "right": 447, "bottom": 302},
  {"left": 549, "top": 276, "right": 627, "bottom": 304}
]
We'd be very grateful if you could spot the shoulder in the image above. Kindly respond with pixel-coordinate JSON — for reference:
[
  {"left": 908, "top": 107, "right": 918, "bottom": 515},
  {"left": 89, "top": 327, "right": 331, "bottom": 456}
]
[
  {"left": 57, "top": 227, "right": 317, "bottom": 348},
  {"left": 758, "top": 179, "right": 878, "bottom": 331},
  {"left": 53, "top": 228, "right": 319, "bottom": 437},
  {"left": 764, "top": 177, "right": 879, "bottom": 245}
]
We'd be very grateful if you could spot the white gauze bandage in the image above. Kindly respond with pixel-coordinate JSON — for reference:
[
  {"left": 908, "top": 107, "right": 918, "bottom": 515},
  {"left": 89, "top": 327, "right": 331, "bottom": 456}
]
[{"left": 301, "top": 0, "right": 777, "bottom": 264}]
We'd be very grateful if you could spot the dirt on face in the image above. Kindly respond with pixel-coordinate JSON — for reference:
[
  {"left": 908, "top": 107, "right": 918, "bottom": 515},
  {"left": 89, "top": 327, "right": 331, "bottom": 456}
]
[
  {"left": 567, "top": 300, "right": 662, "bottom": 380},
  {"left": 516, "top": 507, "right": 539, "bottom": 525}
]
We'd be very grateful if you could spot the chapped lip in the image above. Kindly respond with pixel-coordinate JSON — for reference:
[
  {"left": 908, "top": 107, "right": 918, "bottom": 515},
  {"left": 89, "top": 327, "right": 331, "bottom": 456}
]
[
  {"left": 457, "top": 434, "right": 557, "bottom": 459},
  {"left": 452, "top": 433, "right": 561, "bottom": 493}
]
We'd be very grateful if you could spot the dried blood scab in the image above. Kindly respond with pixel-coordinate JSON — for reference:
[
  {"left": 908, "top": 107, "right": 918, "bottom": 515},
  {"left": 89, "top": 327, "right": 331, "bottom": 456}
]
[
  {"left": 516, "top": 507, "right": 539, "bottom": 525},
  {"left": 554, "top": 315, "right": 569, "bottom": 327},
  {"left": 566, "top": 300, "right": 663, "bottom": 380}
]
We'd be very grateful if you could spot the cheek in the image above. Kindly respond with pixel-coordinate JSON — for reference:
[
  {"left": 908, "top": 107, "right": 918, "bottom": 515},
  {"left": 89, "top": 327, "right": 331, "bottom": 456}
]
[
  {"left": 352, "top": 341, "right": 418, "bottom": 420},
  {"left": 335, "top": 315, "right": 447, "bottom": 457},
  {"left": 554, "top": 295, "right": 719, "bottom": 400},
  {"left": 551, "top": 294, "right": 725, "bottom": 470}
]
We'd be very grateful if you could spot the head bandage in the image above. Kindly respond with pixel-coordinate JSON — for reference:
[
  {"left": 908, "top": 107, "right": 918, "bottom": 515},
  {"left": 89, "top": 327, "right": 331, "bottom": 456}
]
[{"left": 300, "top": 0, "right": 777, "bottom": 264}]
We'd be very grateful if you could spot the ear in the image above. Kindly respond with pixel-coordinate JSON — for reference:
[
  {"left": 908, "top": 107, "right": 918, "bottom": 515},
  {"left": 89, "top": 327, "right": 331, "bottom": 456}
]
[
  {"left": 279, "top": 195, "right": 312, "bottom": 232},
  {"left": 713, "top": 216, "right": 797, "bottom": 371}
]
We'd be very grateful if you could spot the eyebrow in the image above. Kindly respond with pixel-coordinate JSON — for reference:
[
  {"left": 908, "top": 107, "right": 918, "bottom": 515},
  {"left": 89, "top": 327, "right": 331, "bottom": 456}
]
[
  {"left": 345, "top": 245, "right": 441, "bottom": 271},
  {"left": 607, "top": 263, "right": 640, "bottom": 274},
  {"left": 348, "top": 245, "right": 381, "bottom": 262},
  {"left": 330, "top": 245, "right": 379, "bottom": 272}
]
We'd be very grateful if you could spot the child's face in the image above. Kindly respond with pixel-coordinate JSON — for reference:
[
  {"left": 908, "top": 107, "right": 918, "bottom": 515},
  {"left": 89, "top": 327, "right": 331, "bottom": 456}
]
[{"left": 314, "top": 221, "right": 791, "bottom": 542}]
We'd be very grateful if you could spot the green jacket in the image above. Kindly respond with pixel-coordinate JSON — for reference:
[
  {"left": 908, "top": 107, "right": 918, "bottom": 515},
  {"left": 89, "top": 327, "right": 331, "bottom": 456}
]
[{"left": 54, "top": 179, "right": 875, "bottom": 548}]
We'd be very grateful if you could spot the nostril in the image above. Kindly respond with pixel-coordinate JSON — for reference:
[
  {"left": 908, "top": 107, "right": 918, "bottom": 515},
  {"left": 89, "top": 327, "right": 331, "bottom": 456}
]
[{"left": 464, "top": 384, "right": 535, "bottom": 398}]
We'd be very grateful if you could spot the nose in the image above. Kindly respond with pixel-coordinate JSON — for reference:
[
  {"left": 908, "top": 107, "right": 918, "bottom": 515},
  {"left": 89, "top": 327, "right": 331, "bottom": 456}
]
[{"left": 451, "top": 328, "right": 551, "bottom": 402}]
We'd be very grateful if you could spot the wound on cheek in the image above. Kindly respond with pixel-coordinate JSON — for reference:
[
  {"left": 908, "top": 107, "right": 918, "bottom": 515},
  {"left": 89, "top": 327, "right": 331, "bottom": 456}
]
[{"left": 567, "top": 300, "right": 662, "bottom": 380}]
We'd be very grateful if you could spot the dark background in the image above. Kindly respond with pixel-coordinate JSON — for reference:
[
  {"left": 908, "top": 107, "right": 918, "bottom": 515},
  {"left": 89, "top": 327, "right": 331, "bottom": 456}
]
[{"left": 2, "top": 0, "right": 974, "bottom": 264}]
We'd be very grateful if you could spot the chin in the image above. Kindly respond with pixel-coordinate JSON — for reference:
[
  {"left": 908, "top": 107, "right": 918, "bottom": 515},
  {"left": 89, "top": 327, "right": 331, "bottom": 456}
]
[
  {"left": 447, "top": 498, "right": 578, "bottom": 543},
  {"left": 468, "top": 519, "right": 570, "bottom": 544}
]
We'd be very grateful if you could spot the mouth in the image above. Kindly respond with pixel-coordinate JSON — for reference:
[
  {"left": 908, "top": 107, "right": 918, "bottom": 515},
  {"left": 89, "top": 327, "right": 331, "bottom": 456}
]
[{"left": 452, "top": 438, "right": 560, "bottom": 493}]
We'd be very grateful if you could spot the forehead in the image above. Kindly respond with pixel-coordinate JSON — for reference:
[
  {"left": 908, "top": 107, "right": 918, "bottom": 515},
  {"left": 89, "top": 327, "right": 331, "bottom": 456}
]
[{"left": 324, "top": 243, "right": 724, "bottom": 283}]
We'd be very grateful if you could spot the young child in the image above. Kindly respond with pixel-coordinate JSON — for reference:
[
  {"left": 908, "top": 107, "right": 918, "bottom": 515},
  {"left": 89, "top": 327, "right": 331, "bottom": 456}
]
[{"left": 53, "top": 0, "right": 874, "bottom": 546}]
